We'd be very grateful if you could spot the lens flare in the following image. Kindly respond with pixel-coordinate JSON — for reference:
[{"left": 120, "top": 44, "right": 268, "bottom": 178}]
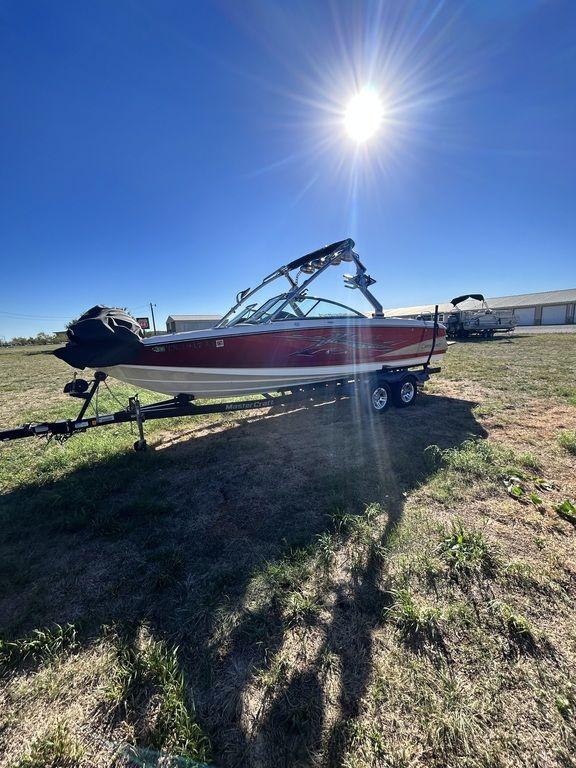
[
  {"left": 344, "top": 88, "right": 384, "bottom": 142},
  {"left": 233, "top": 0, "right": 469, "bottom": 217}
]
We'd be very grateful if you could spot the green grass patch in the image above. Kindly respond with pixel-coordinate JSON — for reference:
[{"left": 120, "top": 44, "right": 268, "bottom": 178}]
[
  {"left": 426, "top": 438, "right": 543, "bottom": 504},
  {"left": 282, "top": 590, "right": 322, "bottom": 626},
  {"left": 9, "top": 722, "right": 83, "bottom": 768},
  {"left": 1, "top": 624, "right": 78, "bottom": 673},
  {"left": 441, "top": 438, "right": 540, "bottom": 477},
  {"left": 260, "top": 546, "right": 314, "bottom": 593},
  {"left": 331, "top": 502, "right": 382, "bottom": 545},
  {"left": 105, "top": 627, "right": 211, "bottom": 762},
  {"left": 555, "top": 687, "right": 575, "bottom": 722},
  {"left": 438, "top": 519, "right": 498, "bottom": 577},
  {"left": 385, "top": 588, "right": 440, "bottom": 641},
  {"left": 491, "top": 600, "right": 536, "bottom": 647},
  {"left": 558, "top": 430, "right": 576, "bottom": 455},
  {"left": 556, "top": 499, "right": 576, "bottom": 525},
  {"left": 557, "top": 386, "right": 576, "bottom": 407},
  {"left": 503, "top": 560, "right": 545, "bottom": 592},
  {"left": 256, "top": 652, "right": 290, "bottom": 691}
]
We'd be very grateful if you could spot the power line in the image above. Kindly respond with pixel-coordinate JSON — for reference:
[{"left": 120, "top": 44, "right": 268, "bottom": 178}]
[{"left": 0, "top": 309, "right": 72, "bottom": 320}]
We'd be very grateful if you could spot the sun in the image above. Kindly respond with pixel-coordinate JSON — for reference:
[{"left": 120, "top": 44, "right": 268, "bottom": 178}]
[{"left": 344, "top": 87, "right": 384, "bottom": 143}]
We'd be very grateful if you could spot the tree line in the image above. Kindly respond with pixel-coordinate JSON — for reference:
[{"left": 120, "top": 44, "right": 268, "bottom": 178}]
[{"left": 1, "top": 331, "right": 68, "bottom": 347}]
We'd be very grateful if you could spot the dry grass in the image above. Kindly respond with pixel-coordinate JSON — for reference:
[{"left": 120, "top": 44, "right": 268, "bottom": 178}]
[{"left": 1, "top": 335, "right": 575, "bottom": 767}]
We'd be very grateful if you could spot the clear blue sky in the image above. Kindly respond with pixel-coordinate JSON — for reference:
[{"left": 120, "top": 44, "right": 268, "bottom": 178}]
[{"left": 1, "top": 0, "right": 575, "bottom": 338}]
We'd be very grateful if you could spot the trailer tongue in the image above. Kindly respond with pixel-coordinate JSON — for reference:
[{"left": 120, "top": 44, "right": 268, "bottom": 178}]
[{"left": 0, "top": 371, "right": 286, "bottom": 451}]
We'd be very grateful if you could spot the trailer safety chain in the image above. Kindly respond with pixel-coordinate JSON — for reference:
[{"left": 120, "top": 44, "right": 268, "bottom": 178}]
[
  {"left": 104, "top": 377, "right": 136, "bottom": 435},
  {"left": 104, "top": 378, "right": 128, "bottom": 410}
]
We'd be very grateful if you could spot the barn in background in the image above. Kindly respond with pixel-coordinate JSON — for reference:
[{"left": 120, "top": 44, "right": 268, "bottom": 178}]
[
  {"left": 384, "top": 288, "right": 576, "bottom": 326},
  {"left": 165, "top": 315, "right": 221, "bottom": 333}
]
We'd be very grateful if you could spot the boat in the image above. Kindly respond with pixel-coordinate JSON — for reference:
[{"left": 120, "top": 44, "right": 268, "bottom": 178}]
[
  {"left": 54, "top": 239, "right": 447, "bottom": 398},
  {"left": 444, "top": 294, "right": 516, "bottom": 339}
]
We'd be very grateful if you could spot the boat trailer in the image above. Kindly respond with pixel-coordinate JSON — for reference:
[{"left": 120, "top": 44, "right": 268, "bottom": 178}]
[
  {"left": 1, "top": 308, "right": 442, "bottom": 452},
  {"left": 0, "top": 365, "right": 439, "bottom": 452}
]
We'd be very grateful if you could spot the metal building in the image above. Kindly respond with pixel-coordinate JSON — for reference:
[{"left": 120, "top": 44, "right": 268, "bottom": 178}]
[
  {"left": 384, "top": 288, "right": 576, "bottom": 326},
  {"left": 165, "top": 314, "right": 221, "bottom": 333}
]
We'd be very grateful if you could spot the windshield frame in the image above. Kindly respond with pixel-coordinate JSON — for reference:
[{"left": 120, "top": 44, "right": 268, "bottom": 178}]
[
  {"left": 226, "top": 294, "right": 365, "bottom": 327},
  {"left": 215, "top": 238, "right": 383, "bottom": 328},
  {"left": 275, "top": 296, "right": 365, "bottom": 321}
]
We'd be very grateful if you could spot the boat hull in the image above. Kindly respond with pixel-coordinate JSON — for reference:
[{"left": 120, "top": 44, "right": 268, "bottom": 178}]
[{"left": 100, "top": 319, "right": 447, "bottom": 397}]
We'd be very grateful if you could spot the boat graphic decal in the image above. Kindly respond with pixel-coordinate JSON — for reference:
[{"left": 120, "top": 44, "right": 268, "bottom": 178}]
[{"left": 284, "top": 332, "right": 398, "bottom": 358}]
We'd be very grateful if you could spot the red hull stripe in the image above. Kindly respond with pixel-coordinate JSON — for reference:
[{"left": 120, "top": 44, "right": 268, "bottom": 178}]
[{"left": 137, "top": 326, "right": 446, "bottom": 369}]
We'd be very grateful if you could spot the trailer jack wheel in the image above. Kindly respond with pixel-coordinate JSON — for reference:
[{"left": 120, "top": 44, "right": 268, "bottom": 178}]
[{"left": 129, "top": 395, "right": 147, "bottom": 452}]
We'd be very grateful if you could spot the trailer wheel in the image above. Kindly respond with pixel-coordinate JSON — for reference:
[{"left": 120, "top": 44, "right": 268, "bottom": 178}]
[
  {"left": 134, "top": 440, "right": 148, "bottom": 452},
  {"left": 365, "top": 381, "right": 391, "bottom": 414},
  {"left": 392, "top": 377, "right": 418, "bottom": 408}
]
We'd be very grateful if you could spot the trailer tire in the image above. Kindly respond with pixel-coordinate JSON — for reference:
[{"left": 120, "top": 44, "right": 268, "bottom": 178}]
[
  {"left": 364, "top": 380, "right": 391, "bottom": 414},
  {"left": 391, "top": 376, "right": 418, "bottom": 408}
]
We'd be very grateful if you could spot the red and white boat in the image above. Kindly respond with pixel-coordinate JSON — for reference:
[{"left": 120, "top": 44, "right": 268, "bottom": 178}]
[{"left": 55, "top": 239, "right": 447, "bottom": 397}]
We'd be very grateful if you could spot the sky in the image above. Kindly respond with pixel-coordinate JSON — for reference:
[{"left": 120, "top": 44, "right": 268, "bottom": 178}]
[{"left": 1, "top": 0, "right": 575, "bottom": 339}]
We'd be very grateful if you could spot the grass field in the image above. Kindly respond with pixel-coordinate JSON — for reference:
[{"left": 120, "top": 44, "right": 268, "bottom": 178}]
[{"left": 1, "top": 335, "right": 575, "bottom": 768}]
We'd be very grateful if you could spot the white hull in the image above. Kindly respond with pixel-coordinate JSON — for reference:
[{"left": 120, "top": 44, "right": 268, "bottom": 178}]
[{"left": 101, "top": 352, "right": 445, "bottom": 397}]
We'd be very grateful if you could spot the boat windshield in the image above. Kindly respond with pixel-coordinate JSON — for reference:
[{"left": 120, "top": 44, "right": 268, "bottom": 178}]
[
  {"left": 225, "top": 295, "right": 364, "bottom": 326},
  {"left": 216, "top": 238, "right": 385, "bottom": 327}
]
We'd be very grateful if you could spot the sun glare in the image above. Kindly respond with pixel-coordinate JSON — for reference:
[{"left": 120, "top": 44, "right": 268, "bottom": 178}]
[{"left": 344, "top": 88, "right": 384, "bottom": 143}]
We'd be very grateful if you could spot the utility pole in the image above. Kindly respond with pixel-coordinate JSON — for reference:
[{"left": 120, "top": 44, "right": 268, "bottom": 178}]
[{"left": 149, "top": 302, "right": 157, "bottom": 334}]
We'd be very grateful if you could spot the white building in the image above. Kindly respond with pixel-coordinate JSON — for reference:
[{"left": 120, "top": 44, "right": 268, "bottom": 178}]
[
  {"left": 384, "top": 288, "right": 576, "bottom": 326},
  {"left": 165, "top": 314, "right": 221, "bottom": 333}
]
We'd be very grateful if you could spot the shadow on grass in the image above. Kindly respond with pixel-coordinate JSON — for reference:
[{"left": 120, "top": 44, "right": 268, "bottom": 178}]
[{"left": 0, "top": 391, "right": 486, "bottom": 767}]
